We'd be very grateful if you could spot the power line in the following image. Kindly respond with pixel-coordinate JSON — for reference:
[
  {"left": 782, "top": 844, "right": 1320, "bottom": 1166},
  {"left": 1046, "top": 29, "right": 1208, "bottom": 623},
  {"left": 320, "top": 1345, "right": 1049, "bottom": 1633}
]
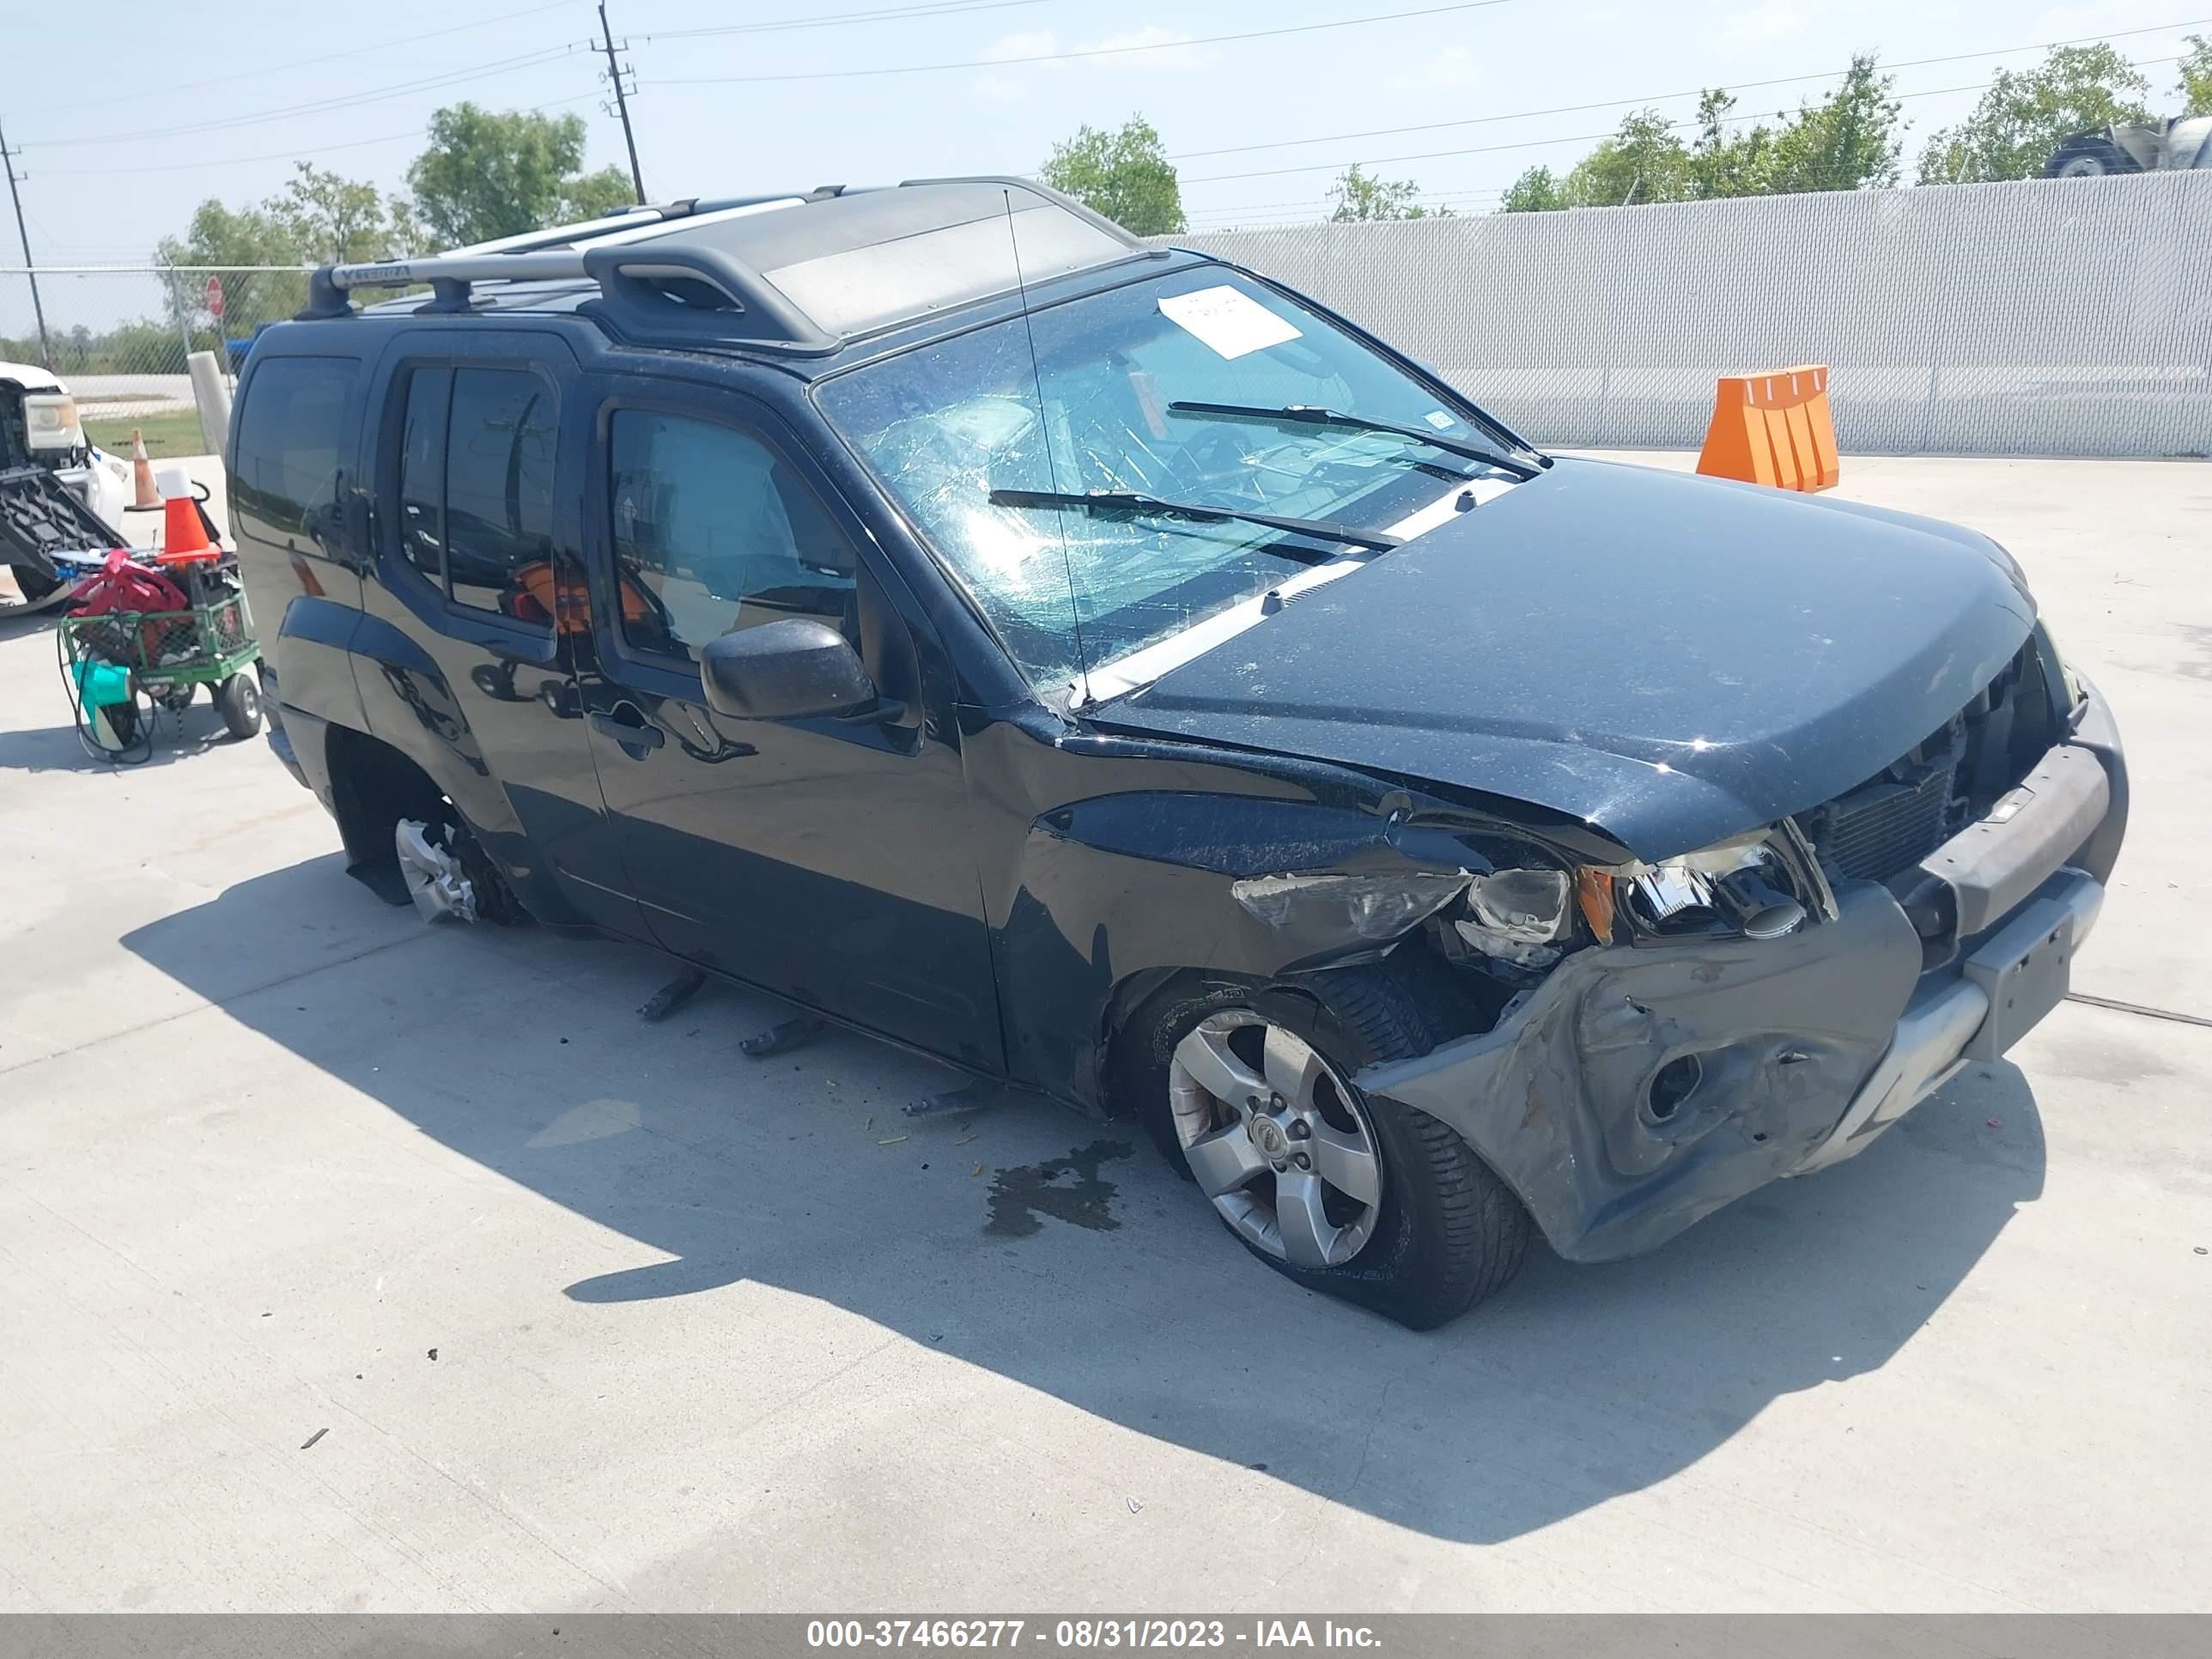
[
  {"left": 1179, "top": 58, "right": 2185, "bottom": 185},
  {"left": 650, "top": 0, "right": 1519, "bottom": 86},
  {"left": 3, "top": 1, "right": 585, "bottom": 119},
  {"left": 635, "top": 0, "right": 1059, "bottom": 40},
  {"left": 21, "top": 94, "right": 605, "bottom": 179},
  {"left": 1167, "top": 15, "right": 2212, "bottom": 162},
  {"left": 16, "top": 44, "right": 591, "bottom": 150}
]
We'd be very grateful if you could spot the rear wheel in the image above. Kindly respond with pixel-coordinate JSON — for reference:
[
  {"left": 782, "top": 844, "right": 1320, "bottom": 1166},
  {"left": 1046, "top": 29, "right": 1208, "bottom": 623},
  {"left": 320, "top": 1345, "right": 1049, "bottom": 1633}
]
[
  {"left": 2045, "top": 136, "right": 2140, "bottom": 178},
  {"left": 1121, "top": 968, "right": 1531, "bottom": 1329}
]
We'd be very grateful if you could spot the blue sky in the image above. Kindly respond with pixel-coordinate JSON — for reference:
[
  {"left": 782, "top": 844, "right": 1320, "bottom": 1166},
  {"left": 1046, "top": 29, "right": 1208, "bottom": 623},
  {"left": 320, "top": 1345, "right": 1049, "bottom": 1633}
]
[{"left": 3, "top": 0, "right": 2207, "bottom": 261}]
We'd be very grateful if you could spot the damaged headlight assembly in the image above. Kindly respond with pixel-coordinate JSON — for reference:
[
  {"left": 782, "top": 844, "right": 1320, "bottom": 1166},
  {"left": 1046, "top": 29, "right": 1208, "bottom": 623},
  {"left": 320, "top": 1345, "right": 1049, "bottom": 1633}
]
[
  {"left": 1230, "top": 824, "right": 1822, "bottom": 966},
  {"left": 1586, "top": 830, "right": 1814, "bottom": 942},
  {"left": 1233, "top": 866, "right": 1584, "bottom": 967},
  {"left": 1231, "top": 871, "right": 1472, "bottom": 945}
]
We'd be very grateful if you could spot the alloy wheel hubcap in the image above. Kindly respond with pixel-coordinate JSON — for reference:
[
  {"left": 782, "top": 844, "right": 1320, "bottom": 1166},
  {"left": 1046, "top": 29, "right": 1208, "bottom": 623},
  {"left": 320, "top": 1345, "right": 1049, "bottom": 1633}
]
[{"left": 1167, "top": 1010, "right": 1383, "bottom": 1269}]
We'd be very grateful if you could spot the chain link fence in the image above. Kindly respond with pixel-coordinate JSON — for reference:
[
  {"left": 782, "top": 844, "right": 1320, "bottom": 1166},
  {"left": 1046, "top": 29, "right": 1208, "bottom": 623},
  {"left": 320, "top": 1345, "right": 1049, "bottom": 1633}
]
[
  {"left": 14, "top": 174, "right": 2212, "bottom": 458},
  {"left": 2, "top": 264, "right": 313, "bottom": 455},
  {"left": 1168, "top": 172, "right": 2212, "bottom": 457}
]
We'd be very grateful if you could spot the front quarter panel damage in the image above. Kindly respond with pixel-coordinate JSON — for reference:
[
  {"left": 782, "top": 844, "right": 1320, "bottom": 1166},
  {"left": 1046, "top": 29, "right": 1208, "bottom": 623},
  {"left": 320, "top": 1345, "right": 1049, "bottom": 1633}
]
[
  {"left": 965, "top": 716, "right": 1595, "bottom": 1113},
  {"left": 1356, "top": 880, "right": 1924, "bottom": 1261}
]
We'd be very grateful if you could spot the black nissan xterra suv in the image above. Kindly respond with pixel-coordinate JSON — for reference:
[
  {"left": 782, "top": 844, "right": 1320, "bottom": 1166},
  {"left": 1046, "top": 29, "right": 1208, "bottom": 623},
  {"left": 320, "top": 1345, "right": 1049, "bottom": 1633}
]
[{"left": 231, "top": 179, "right": 2127, "bottom": 1328}]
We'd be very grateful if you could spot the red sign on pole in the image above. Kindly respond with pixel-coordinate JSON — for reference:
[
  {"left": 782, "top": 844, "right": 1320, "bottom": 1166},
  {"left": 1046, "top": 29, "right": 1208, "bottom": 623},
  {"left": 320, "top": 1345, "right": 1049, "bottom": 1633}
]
[{"left": 204, "top": 276, "right": 225, "bottom": 319}]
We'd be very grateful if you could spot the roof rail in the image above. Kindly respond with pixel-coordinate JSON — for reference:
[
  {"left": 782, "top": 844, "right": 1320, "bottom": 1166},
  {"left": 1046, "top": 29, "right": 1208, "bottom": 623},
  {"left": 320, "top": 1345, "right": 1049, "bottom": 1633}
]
[
  {"left": 301, "top": 252, "right": 587, "bottom": 319},
  {"left": 299, "top": 240, "right": 839, "bottom": 355}
]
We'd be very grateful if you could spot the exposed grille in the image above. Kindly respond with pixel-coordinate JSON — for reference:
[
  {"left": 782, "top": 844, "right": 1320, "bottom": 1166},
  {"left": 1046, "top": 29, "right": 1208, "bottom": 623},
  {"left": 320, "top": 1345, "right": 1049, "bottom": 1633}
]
[
  {"left": 1805, "top": 757, "right": 1960, "bottom": 884},
  {"left": 1798, "top": 637, "right": 2057, "bottom": 887}
]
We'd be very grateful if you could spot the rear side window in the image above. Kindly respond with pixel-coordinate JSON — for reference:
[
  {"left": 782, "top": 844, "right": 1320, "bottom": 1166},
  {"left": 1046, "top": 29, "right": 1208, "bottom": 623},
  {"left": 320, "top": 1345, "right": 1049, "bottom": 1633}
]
[
  {"left": 396, "top": 368, "right": 450, "bottom": 586},
  {"left": 385, "top": 363, "right": 556, "bottom": 623},
  {"left": 234, "top": 356, "right": 358, "bottom": 548},
  {"left": 445, "top": 368, "right": 556, "bottom": 613}
]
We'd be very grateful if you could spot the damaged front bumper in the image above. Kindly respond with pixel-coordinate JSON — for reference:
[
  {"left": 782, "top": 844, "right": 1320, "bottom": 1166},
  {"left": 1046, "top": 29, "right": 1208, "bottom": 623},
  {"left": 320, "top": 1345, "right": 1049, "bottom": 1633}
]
[{"left": 1356, "top": 678, "right": 2129, "bottom": 1263}]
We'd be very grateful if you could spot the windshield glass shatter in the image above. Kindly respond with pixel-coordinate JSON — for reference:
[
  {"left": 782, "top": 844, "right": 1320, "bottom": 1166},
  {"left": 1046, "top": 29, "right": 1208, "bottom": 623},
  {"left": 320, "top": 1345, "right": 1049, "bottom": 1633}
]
[{"left": 818, "top": 271, "right": 1518, "bottom": 691}]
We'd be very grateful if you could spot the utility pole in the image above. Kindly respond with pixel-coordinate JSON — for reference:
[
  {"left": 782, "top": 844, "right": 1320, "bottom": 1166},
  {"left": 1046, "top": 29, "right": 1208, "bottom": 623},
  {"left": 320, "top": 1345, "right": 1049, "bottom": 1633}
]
[
  {"left": 0, "top": 117, "right": 54, "bottom": 369},
  {"left": 597, "top": 3, "right": 647, "bottom": 204}
]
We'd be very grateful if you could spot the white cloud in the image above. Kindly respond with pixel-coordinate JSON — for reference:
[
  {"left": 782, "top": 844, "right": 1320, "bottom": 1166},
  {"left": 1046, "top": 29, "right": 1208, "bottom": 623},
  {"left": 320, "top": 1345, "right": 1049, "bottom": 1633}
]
[
  {"left": 1389, "top": 43, "right": 1481, "bottom": 92},
  {"left": 971, "top": 70, "right": 1028, "bottom": 102},
  {"left": 1084, "top": 25, "right": 1203, "bottom": 73},
  {"left": 973, "top": 21, "right": 1203, "bottom": 91},
  {"left": 984, "top": 29, "right": 1062, "bottom": 64}
]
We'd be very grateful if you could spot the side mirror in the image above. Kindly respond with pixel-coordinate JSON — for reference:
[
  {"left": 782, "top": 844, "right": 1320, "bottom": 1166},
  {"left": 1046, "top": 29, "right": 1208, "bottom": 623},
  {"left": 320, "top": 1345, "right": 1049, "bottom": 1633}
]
[{"left": 699, "top": 618, "right": 877, "bottom": 721}]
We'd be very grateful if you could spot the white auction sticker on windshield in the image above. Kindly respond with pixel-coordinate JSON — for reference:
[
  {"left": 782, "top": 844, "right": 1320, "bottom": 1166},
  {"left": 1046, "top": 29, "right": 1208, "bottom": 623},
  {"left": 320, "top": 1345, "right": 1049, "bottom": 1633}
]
[{"left": 1158, "top": 286, "right": 1303, "bottom": 359}]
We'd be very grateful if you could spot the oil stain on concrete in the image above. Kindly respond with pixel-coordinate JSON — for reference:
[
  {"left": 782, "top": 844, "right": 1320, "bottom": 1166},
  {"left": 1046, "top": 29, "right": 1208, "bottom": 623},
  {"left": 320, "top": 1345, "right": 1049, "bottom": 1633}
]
[{"left": 985, "top": 1139, "right": 1133, "bottom": 1239}]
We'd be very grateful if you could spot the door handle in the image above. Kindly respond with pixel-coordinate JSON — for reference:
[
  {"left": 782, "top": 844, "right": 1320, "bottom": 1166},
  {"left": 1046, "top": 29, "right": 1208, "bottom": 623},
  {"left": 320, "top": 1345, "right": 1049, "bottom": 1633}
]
[{"left": 591, "top": 708, "right": 665, "bottom": 751}]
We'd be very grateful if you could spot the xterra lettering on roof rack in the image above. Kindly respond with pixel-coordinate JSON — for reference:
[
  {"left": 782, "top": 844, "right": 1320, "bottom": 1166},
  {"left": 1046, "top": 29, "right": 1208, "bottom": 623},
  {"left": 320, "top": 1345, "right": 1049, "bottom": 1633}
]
[{"left": 300, "top": 178, "right": 1152, "bottom": 356}]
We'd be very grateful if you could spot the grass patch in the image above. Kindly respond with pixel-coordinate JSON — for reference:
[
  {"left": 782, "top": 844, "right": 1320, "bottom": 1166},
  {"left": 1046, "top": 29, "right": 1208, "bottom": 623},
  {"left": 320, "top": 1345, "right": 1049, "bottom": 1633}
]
[{"left": 84, "top": 410, "right": 211, "bottom": 460}]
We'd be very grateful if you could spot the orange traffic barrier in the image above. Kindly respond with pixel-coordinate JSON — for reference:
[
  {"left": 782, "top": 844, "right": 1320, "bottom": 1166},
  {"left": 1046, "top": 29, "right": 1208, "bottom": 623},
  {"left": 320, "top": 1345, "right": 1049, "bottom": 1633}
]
[
  {"left": 129, "top": 428, "right": 161, "bottom": 510},
  {"left": 1696, "top": 364, "right": 1839, "bottom": 492}
]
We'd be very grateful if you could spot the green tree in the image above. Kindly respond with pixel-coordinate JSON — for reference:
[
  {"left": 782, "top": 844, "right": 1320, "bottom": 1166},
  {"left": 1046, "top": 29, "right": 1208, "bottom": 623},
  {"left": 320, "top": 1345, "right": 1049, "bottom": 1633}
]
[
  {"left": 2179, "top": 34, "right": 2212, "bottom": 117},
  {"left": 1498, "top": 166, "right": 1569, "bottom": 212},
  {"left": 1765, "top": 55, "right": 1904, "bottom": 192},
  {"left": 1563, "top": 109, "right": 1693, "bottom": 206},
  {"left": 154, "top": 198, "right": 308, "bottom": 340},
  {"left": 156, "top": 198, "right": 301, "bottom": 270},
  {"left": 1917, "top": 44, "right": 2153, "bottom": 183},
  {"left": 1327, "top": 163, "right": 1435, "bottom": 221},
  {"left": 154, "top": 166, "right": 419, "bottom": 339},
  {"left": 559, "top": 165, "right": 640, "bottom": 224},
  {"left": 1687, "top": 88, "right": 1776, "bottom": 199},
  {"left": 269, "top": 162, "right": 418, "bottom": 264},
  {"left": 1040, "top": 115, "right": 1186, "bottom": 235},
  {"left": 408, "top": 103, "right": 636, "bottom": 247}
]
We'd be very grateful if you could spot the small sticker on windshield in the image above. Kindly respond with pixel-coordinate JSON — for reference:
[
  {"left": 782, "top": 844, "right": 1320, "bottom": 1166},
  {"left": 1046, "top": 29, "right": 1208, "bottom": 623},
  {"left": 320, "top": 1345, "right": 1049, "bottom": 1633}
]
[
  {"left": 1423, "top": 410, "right": 1455, "bottom": 429},
  {"left": 1158, "top": 286, "right": 1303, "bottom": 360}
]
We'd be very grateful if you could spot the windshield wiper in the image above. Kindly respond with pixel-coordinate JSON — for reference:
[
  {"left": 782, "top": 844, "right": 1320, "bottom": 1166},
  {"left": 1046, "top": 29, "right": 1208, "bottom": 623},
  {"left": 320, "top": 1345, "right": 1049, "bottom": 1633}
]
[
  {"left": 1167, "top": 401, "right": 1542, "bottom": 478},
  {"left": 988, "top": 488, "right": 1403, "bottom": 553}
]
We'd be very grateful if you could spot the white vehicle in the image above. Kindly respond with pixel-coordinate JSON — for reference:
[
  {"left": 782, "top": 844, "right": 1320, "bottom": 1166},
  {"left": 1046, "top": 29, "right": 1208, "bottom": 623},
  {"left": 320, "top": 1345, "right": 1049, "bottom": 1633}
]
[{"left": 1, "top": 360, "right": 131, "bottom": 600}]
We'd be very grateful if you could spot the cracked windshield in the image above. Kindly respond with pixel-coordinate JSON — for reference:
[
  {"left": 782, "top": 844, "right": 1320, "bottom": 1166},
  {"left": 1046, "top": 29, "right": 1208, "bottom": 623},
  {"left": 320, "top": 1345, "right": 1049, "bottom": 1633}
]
[{"left": 817, "top": 272, "right": 1503, "bottom": 691}]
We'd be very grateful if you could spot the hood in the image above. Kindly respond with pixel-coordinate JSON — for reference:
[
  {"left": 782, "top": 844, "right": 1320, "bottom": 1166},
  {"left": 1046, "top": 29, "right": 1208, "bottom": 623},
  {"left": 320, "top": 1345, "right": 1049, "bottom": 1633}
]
[
  {"left": 0, "top": 362, "right": 65, "bottom": 393},
  {"left": 1091, "top": 457, "right": 2039, "bottom": 861}
]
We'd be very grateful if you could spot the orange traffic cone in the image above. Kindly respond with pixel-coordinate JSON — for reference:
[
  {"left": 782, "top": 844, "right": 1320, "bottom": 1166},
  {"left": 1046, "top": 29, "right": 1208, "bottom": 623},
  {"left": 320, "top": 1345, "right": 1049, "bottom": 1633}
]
[
  {"left": 155, "top": 465, "right": 218, "bottom": 565},
  {"left": 130, "top": 428, "right": 160, "bottom": 510}
]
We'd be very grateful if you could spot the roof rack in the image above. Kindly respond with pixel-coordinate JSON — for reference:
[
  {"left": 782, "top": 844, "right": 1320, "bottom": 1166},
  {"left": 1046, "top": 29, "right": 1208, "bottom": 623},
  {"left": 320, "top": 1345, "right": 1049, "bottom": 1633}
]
[{"left": 301, "top": 239, "right": 839, "bottom": 353}]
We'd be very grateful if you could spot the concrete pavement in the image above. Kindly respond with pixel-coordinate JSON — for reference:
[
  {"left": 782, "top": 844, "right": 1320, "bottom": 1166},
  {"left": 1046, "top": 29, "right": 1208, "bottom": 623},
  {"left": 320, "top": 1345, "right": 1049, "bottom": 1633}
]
[{"left": 1, "top": 454, "right": 2207, "bottom": 1613}]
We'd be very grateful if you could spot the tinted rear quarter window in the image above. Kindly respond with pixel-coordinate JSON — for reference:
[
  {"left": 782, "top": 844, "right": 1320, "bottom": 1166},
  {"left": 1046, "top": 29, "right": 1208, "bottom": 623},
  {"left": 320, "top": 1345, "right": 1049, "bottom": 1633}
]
[
  {"left": 233, "top": 356, "right": 359, "bottom": 550},
  {"left": 395, "top": 368, "right": 452, "bottom": 587},
  {"left": 443, "top": 368, "right": 556, "bottom": 615}
]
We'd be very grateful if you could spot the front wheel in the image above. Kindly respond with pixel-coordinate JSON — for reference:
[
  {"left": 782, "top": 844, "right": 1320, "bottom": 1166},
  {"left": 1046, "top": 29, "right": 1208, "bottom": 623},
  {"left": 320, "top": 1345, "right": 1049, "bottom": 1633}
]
[{"left": 1121, "top": 969, "right": 1531, "bottom": 1329}]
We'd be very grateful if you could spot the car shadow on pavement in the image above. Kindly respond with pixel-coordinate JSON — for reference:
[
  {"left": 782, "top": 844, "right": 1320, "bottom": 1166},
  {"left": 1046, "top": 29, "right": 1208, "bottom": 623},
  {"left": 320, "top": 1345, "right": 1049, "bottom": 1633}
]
[
  {"left": 0, "top": 718, "right": 235, "bottom": 772},
  {"left": 122, "top": 855, "right": 2048, "bottom": 1548}
]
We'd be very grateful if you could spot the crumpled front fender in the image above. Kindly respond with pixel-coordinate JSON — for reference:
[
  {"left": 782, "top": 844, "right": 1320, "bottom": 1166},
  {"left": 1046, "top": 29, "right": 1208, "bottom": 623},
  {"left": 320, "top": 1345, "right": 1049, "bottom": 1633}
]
[{"left": 1356, "top": 881, "right": 1923, "bottom": 1261}]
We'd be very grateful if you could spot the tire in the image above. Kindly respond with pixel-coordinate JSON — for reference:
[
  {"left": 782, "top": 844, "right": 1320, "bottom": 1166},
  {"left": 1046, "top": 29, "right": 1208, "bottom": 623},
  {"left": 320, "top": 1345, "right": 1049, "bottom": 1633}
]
[
  {"left": 216, "top": 673, "right": 263, "bottom": 738},
  {"left": 1116, "top": 966, "right": 1531, "bottom": 1329},
  {"left": 447, "top": 815, "right": 533, "bottom": 926},
  {"left": 9, "top": 565, "right": 64, "bottom": 604},
  {"left": 2045, "top": 137, "right": 2140, "bottom": 179}
]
